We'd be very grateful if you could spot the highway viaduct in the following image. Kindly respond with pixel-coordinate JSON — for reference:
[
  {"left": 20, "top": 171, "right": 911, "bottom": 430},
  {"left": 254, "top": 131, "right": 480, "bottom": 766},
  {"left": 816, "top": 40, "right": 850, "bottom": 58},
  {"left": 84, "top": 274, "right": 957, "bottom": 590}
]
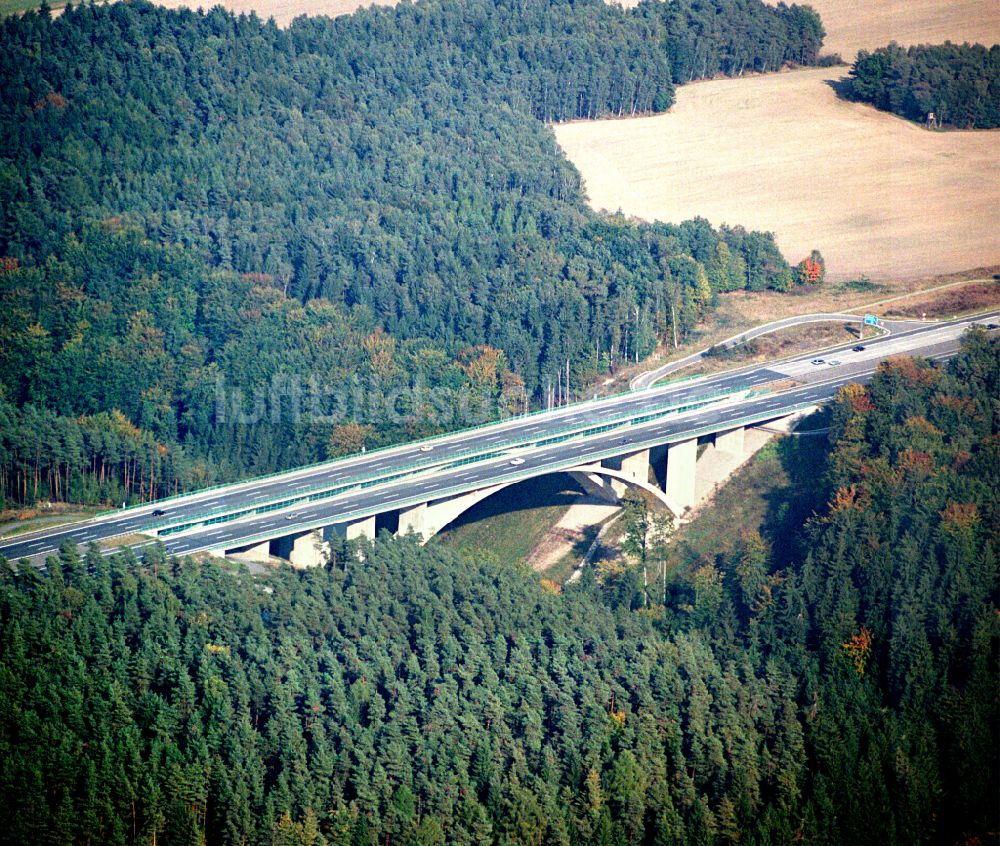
[
  {"left": 222, "top": 408, "right": 806, "bottom": 569},
  {"left": 0, "top": 313, "right": 994, "bottom": 569}
]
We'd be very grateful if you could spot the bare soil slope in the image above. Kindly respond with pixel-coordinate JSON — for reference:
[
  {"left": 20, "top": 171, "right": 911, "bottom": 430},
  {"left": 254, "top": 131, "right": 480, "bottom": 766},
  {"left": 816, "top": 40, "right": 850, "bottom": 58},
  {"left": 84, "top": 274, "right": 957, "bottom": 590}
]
[{"left": 554, "top": 66, "right": 1000, "bottom": 281}]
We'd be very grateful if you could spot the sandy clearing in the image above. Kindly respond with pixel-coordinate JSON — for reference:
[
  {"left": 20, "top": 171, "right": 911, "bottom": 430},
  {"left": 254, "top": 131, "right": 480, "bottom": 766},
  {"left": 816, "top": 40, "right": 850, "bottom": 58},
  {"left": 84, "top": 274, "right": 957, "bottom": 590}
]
[
  {"left": 554, "top": 66, "right": 1000, "bottom": 281},
  {"left": 763, "top": 0, "right": 1000, "bottom": 61}
]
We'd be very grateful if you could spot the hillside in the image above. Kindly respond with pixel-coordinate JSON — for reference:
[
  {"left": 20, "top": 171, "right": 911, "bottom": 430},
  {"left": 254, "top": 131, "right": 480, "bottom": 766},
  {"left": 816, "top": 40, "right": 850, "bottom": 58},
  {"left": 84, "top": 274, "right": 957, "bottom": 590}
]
[{"left": 1, "top": 333, "right": 996, "bottom": 844}]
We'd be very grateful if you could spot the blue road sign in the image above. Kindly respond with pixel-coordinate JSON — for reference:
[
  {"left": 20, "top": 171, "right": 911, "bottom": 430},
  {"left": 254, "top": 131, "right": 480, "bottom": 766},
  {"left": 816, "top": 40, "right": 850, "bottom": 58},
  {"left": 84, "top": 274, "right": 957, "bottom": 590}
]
[{"left": 864, "top": 314, "right": 879, "bottom": 326}]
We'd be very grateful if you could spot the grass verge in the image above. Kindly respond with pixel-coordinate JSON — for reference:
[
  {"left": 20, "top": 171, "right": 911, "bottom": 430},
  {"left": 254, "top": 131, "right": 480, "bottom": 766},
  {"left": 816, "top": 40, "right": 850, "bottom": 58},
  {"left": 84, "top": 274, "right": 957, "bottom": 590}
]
[
  {"left": 0, "top": 505, "right": 103, "bottom": 540},
  {"left": 673, "top": 417, "right": 830, "bottom": 573},
  {"left": 883, "top": 278, "right": 999, "bottom": 319}
]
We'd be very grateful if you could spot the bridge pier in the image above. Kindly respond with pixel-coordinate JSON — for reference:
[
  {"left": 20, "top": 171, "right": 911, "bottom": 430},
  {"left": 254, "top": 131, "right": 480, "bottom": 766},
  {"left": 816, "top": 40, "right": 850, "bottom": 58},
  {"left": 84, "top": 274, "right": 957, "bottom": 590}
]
[
  {"left": 345, "top": 515, "right": 376, "bottom": 542},
  {"left": 603, "top": 448, "right": 651, "bottom": 497},
  {"left": 227, "top": 538, "right": 272, "bottom": 564},
  {"left": 714, "top": 426, "right": 745, "bottom": 456},
  {"left": 288, "top": 529, "right": 329, "bottom": 569},
  {"left": 398, "top": 502, "right": 429, "bottom": 538},
  {"left": 665, "top": 438, "right": 698, "bottom": 511}
]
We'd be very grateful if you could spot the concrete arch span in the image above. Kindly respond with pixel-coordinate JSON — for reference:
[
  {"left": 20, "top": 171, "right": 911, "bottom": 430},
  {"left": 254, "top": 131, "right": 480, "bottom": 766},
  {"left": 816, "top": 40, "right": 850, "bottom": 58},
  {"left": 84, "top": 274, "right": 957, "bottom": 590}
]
[
  {"left": 397, "top": 464, "right": 682, "bottom": 545},
  {"left": 566, "top": 464, "right": 684, "bottom": 518}
]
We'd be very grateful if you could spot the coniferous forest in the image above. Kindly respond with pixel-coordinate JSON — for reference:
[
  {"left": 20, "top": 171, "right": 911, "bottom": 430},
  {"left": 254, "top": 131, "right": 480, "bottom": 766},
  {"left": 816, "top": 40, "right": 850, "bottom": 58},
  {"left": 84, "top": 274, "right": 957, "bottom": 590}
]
[
  {"left": 1, "top": 334, "right": 997, "bottom": 845},
  {"left": 0, "top": 0, "right": 822, "bottom": 507},
  {"left": 2, "top": 1, "right": 998, "bottom": 844}
]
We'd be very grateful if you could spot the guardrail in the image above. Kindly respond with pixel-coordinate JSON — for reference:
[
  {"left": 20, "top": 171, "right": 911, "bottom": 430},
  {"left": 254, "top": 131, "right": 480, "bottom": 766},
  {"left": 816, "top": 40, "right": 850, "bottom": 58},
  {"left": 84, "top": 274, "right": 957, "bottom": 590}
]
[
  {"left": 96, "top": 312, "right": 997, "bottom": 523},
  {"left": 141, "top": 385, "right": 752, "bottom": 537},
  {"left": 167, "top": 399, "right": 819, "bottom": 557},
  {"left": 97, "top": 361, "right": 749, "bottom": 519}
]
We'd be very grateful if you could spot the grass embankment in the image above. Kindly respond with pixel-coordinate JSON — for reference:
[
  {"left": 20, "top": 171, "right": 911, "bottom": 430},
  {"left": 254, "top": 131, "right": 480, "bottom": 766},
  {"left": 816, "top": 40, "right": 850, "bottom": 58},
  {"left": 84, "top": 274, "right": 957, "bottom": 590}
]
[
  {"left": 882, "top": 277, "right": 1000, "bottom": 319},
  {"left": 434, "top": 473, "right": 584, "bottom": 565},
  {"left": 99, "top": 533, "right": 154, "bottom": 551},
  {"left": 672, "top": 414, "right": 830, "bottom": 572},
  {"left": 0, "top": 504, "right": 103, "bottom": 540}
]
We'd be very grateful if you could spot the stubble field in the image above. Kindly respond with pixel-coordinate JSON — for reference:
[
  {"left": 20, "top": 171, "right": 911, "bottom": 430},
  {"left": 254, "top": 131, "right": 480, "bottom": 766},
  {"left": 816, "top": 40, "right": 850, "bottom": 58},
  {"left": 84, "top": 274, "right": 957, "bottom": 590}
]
[
  {"left": 554, "top": 65, "right": 1000, "bottom": 281},
  {"left": 151, "top": 0, "right": 391, "bottom": 25},
  {"left": 763, "top": 0, "right": 1000, "bottom": 61},
  {"left": 556, "top": 0, "right": 1000, "bottom": 282}
]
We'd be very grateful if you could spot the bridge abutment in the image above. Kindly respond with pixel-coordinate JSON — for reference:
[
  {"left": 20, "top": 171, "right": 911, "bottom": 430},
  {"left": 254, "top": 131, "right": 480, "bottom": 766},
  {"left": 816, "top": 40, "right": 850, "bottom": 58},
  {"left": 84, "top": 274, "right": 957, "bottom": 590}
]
[
  {"left": 568, "top": 470, "right": 620, "bottom": 504},
  {"left": 227, "top": 538, "right": 272, "bottom": 564}
]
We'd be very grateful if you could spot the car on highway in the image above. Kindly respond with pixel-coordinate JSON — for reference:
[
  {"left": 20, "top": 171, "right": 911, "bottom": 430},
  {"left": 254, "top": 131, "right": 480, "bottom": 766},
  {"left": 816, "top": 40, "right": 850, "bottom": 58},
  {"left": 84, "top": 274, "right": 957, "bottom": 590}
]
[
  {"left": 419, "top": 445, "right": 434, "bottom": 452},
  {"left": 810, "top": 358, "right": 824, "bottom": 365},
  {"left": 152, "top": 508, "right": 166, "bottom": 516},
  {"left": 284, "top": 513, "right": 298, "bottom": 520},
  {"left": 827, "top": 359, "right": 841, "bottom": 366},
  {"left": 619, "top": 437, "right": 632, "bottom": 445},
  {"left": 853, "top": 345, "right": 865, "bottom": 352},
  {"left": 987, "top": 324, "right": 998, "bottom": 330},
  {"left": 509, "top": 457, "right": 525, "bottom": 466}
]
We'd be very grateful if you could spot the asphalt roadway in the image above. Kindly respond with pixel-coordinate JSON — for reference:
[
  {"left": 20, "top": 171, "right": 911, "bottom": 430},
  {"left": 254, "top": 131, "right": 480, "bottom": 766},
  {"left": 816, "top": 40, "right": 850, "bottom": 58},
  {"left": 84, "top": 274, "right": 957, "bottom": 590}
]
[
  {"left": 629, "top": 312, "right": 928, "bottom": 390},
  {"left": 1, "top": 312, "right": 994, "bottom": 563}
]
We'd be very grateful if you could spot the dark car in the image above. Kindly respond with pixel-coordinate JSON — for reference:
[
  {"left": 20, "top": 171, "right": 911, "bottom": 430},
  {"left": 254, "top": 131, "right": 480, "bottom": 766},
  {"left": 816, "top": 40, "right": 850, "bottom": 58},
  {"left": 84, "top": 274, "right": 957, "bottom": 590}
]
[
  {"left": 853, "top": 345, "right": 865, "bottom": 352},
  {"left": 152, "top": 508, "right": 166, "bottom": 516}
]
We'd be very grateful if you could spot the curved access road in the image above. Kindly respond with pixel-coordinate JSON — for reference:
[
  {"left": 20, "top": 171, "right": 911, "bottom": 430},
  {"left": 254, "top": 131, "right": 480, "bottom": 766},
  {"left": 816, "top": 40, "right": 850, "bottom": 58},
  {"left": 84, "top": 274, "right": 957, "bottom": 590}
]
[{"left": 629, "top": 312, "right": 927, "bottom": 390}]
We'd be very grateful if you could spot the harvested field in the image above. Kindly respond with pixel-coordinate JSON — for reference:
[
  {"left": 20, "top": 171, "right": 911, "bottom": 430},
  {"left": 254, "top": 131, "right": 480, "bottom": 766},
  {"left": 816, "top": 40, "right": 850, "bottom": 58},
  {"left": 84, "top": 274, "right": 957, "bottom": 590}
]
[
  {"left": 613, "top": 0, "right": 1000, "bottom": 60},
  {"left": 554, "top": 66, "right": 1000, "bottom": 282},
  {"left": 763, "top": 0, "right": 1000, "bottom": 61},
  {"left": 150, "top": 0, "right": 393, "bottom": 26}
]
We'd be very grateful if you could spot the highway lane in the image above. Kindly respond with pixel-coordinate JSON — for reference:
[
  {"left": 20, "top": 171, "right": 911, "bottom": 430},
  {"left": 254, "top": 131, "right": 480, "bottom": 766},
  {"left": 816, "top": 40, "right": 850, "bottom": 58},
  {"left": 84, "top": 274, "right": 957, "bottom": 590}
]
[
  {"left": 156, "top": 334, "right": 967, "bottom": 558},
  {"left": 630, "top": 312, "right": 866, "bottom": 390},
  {"left": 2, "top": 312, "right": 994, "bottom": 562}
]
